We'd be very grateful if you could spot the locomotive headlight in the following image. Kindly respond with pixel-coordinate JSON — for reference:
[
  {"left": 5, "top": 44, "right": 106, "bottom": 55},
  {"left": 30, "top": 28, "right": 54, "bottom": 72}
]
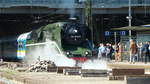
[
  {"left": 85, "top": 51, "right": 89, "bottom": 55},
  {"left": 66, "top": 52, "right": 72, "bottom": 55},
  {"left": 66, "top": 52, "right": 72, "bottom": 57},
  {"left": 74, "top": 29, "right": 78, "bottom": 33},
  {"left": 66, "top": 52, "right": 70, "bottom": 55}
]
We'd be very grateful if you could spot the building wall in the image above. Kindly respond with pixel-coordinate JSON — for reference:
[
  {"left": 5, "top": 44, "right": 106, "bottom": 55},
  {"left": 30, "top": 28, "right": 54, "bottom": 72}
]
[
  {"left": 0, "top": 0, "right": 150, "bottom": 14},
  {"left": 0, "top": 0, "right": 150, "bottom": 43},
  {"left": 0, "top": 0, "right": 150, "bottom": 8}
]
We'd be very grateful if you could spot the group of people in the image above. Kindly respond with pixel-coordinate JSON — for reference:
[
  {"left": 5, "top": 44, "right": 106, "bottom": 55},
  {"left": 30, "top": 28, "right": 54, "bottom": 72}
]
[
  {"left": 129, "top": 40, "right": 150, "bottom": 63},
  {"left": 98, "top": 42, "right": 123, "bottom": 62},
  {"left": 98, "top": 40, "right": 150, "bottom": 64},
  {"left": 98, "top": 43, "right": 114, "bottom": 61}
]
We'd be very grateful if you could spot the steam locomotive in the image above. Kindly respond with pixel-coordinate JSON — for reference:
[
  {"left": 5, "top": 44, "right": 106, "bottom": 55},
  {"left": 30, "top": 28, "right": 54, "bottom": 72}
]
[
  {"left": 0, "top": 19, "right": 92, "bottom": 62},
  {"left": 61, "top": 20, "right": 92, "bottom": 61}
]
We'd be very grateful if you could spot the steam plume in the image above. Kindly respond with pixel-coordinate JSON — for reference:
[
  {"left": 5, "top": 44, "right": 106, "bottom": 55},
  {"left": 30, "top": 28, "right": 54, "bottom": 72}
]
[{"left": 60, "top": 0, "right": 76, "bottom": 18}]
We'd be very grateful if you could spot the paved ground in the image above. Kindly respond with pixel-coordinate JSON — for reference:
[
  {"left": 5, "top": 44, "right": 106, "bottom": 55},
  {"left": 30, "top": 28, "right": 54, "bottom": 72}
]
[
  {"left": 107, "top": 62, "right": 150, "bottom": 73},
  {"left": 0, "top": 78, "right": 23, "bottom": 84},
  {"left": 2, "top": 62, "right": 150, "bottom": 84},
  {"left": 108, "top": 62, "right": 150, "bottom": 69},
  {"left": 15, "top": 72, "right": 125, "bottom": 84}
]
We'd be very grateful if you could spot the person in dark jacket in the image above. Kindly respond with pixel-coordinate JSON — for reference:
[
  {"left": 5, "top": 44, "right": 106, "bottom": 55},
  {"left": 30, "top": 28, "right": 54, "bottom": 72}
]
[
  {"left": 106, "top": 43, "right": 114, "bottom": 61},
  {"left": 142, "top": 42, "right": 150, "bottom": 64},
  {"left": 149, "top": 41, "right": 150, "bottom": 52}
]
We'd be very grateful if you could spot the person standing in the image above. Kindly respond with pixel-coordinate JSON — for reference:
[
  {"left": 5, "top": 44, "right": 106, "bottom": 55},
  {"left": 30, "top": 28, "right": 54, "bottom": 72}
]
[
  {"left": 142, "top": 41, "right": 150, "bottom": 64},
  {"left": 115, "top": 42, "right": 123, "bottom": 62},
  {"left": 115, "top": 43, "right": 119, "bottom": 62},
  {"left": 129, "top": 39, "right": 138, "bottom": 63},
  {"left": 98, "top": 43, "right": 106, "bottom": 60},
  {"left": 137, "top": 42, "right": 144, "bottom": 62},
  {"left": 118, "top": 43, "right": 123, "bottom": 62},
  {"left": 106, "top": 43, "right": 114, "bottom": 61},
  {"left": 149, "top": 41, "right": 150, "bottom": 56}
]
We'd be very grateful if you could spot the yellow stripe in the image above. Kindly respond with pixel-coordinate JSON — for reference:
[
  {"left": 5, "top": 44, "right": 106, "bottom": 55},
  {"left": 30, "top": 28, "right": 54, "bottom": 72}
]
[{"left": 17, "top": 50, "right": 26, "bottom": 52}]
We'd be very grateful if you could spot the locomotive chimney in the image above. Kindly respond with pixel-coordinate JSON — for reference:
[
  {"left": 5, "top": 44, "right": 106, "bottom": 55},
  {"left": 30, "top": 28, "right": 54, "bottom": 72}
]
[{"left": 69, "top": 17, "right": 77, "bottom": 22}]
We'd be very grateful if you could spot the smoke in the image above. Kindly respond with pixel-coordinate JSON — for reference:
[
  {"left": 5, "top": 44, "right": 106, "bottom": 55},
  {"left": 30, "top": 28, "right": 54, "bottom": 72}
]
[
  {"left": 60, "top": 0, "right": 76, "bottom": 18},
  {"left": 24, "top": 41, "right": 76, "bottom": 67},
  {"left": 81, "top": 59, "right": 107, "bottom": 70},
  {"left": 24, "top": 41, "right": 108, "bottom": 69},
  {"left": 24, "top": 40, "right": 108, "bottom": 69},
  {"left": 24, "top": 41, "right": 108, "bottom": 70}
]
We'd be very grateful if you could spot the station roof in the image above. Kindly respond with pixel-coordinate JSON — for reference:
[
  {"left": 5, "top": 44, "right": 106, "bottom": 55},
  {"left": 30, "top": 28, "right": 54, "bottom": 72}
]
[
  {"left": 112, "top": 26, "right": 150, "bottom": 31},
  {"left": 142, "top": 24, "right": 150, "bottom": 27}
]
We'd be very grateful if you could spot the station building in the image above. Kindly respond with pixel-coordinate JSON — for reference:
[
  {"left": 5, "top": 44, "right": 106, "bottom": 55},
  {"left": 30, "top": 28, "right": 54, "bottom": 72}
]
[{"left": 0, "top": 0, "right": 150, "bottom": 44}]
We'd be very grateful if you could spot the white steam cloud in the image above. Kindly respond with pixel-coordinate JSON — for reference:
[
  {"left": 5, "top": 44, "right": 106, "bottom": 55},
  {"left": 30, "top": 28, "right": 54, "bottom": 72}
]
[
  {"left": 60, "top": 0, "right": 76, "bottom": 18},
  {"left": 82, "top": 59, "right": 107, "bottom": 70},
  {"left": 24, "top": 41, "right": 76, "bottom": 67},
  {"left": 24, "top": 41, "right": 108, "bottom": 70}
]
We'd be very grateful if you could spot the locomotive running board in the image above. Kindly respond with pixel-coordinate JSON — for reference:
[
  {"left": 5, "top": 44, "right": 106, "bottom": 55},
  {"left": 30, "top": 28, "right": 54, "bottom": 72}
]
[
  {"left": 26, "top": 42, "right": 63, "bottom": 55},
  {"left": 26, "top": 42, "right": 49, "bottom": 46}
]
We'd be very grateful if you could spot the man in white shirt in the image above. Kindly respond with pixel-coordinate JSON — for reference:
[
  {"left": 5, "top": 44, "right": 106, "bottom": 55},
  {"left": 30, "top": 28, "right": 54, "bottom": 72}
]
[{"left": 98, "top": 43, "right": 106, "bottom": 60}]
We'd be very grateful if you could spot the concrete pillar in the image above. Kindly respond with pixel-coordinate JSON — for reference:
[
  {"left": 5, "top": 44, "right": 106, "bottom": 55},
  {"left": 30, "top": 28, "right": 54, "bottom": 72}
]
[{"left": 78, "top": 9, "right": 85, "bottom": 24}]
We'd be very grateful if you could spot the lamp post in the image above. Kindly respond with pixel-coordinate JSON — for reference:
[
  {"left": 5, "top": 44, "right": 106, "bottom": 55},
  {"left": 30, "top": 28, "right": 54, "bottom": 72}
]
[
  {"left": 127, "top": 0, "right": 132, "bottom": 40},
  {"left": 85, "top": 0, "right": 93, "bottom": 48},
  {"left": 127, "top": 0, "right": 132, "bottom": 62}
]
